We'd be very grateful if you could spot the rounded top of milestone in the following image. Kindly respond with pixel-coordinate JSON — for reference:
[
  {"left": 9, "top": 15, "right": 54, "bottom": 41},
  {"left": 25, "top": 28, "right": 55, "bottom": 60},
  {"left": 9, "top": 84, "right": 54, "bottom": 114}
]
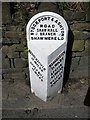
[{"left": 27, "top": 12, "right": 68, "bottom": 41}]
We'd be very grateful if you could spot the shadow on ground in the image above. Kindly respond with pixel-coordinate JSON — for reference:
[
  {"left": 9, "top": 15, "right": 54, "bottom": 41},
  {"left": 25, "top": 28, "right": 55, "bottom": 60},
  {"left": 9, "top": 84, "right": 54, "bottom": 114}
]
[
  {"left": 63, "top": 26, "right": 74, "bottom": 87},
  {"left": 84, "top": 87, "right": 90, "bottom": 106}
]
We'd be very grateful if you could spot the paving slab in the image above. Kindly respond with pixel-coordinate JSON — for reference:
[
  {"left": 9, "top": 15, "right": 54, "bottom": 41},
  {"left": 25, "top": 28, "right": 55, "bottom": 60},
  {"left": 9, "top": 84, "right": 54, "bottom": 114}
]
[{"left": 2, "top": 78, "right": 90, "bottom": 118}]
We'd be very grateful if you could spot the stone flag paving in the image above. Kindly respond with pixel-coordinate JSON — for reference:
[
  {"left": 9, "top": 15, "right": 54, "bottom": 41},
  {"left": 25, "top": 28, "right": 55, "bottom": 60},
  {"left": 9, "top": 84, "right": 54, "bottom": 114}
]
[{"left": 2, "top": 78, "right": 89, "bottom": 118}]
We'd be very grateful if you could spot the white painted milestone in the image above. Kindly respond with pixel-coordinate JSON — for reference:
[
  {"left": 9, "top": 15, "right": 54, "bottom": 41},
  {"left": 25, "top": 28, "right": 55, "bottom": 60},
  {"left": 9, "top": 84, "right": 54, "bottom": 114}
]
[{"left": 26, "top": 11, "right": 68, "bottom": 101}]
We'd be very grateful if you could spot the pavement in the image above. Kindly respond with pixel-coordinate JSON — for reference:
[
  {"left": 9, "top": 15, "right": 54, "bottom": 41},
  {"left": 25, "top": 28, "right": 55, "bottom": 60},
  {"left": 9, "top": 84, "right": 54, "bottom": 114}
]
[{"left": 2, "top": 78, "right": 90, "bottom": 119}]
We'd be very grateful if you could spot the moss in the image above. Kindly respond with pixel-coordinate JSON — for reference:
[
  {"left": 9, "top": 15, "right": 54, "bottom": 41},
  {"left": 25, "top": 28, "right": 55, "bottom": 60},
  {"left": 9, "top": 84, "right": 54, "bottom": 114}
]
[
  {"left": 57, "top": 2, "right": 88, "bottom": 11},
  {"left": 57, "top": 2, "right": 68, "bottom": 11},
  {"left": 72, "top": 40, "right": 85, "bottom": 52},
  {"left": 23, "top": 47, "right": 28, "bottom": 53},
  {"left": 14, "top": 3, "right": 27, "bottom": 22}
]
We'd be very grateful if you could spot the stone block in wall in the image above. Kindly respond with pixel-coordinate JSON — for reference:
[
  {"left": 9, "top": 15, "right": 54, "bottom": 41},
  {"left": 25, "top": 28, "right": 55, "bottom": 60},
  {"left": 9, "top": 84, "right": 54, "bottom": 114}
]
[
  {"left": 71, "top": 23, "right": 90, "bottom": 31},
  {"left": 2, "top": 68, "right": 23, "bottom": 74},
  {"left": 2, "top": 58, "right": 10, "bottom": 69},
  {"left": 3, "top": 72, "right": 25, "bottom": 80},
  {"left": 0, "top": 28, "right": 2, "bottom": 39},
  {"left": 8, "top": 44, "right": 24, "bottom": 52},
  {"left": 70, "top": 57, "right": 80, "bottom": 72},
  {"left": 20, "top": 38, "right": 27, "bottom": 46},
  {"left": 5, "top": 26, "right": 17, "bottom": 31},
  {"left": 6, "top": 49, "right": 14, "bottom": 58},
  {"left": 0, "top": 75, "right": 2, "bottom": 81},
  {"left": 14, "top": 58, "right": 28, "bottom": 68},
  {"left": 72, "top": 40, "right": 84, "bottom": 52},
  {"left": 70, "top": 56, "right": 89, "bottom": 79},
  {"left": 0, "top": 38, "right": 2, "bottom": 48},
  {"left": 0, "top": 2, "right": 1, "bottom": 26},
  {"left": 83, "top": 40, "right": 90, "bottom": 56},
  {"left": 2, "top": 46, "right": 8, "bottom": 58},
  {"left": 5, "top": 31, "right": 23, "bottom": 39},
  {"left": 20, "top": 52, "right": 28, "bottom": 59},
  {"left": 72, "top": 11, "right": 85, "bottom": 21},
  {"left": 63, "top": 10, "right": 85, "bottom": 21},
  {"left": 2, "top": 3, "right": 11, "bottom": 24},
  {"left": 72, "top": 52, "right": 83, "bottom": 57},
  {"left": 2, "top": 44, "right": 23, "bottom": 58},
  {"left": 70, "top": 66, "right": 88, "bottom": 79},
  {"left": 37, "top": 2, "right": 60, "bottom": 14},
  {"left": 5, "top": 25, "right": 23, "bottom": 31},
  {"left": 7, "top": 52, "right": 20, "bottom": 58},
  {"left": 14, "top": 52, "right": 20, "bottom": 58},
  {"left": 2, "top": 38, "right": 20, "bottom": 45},
  {"left": 23, "top": 68, "right": 29, "bottom": 78},
  {"left": 0, "top": 68, "right": 1, "bottom": 76},
  {"left": 63, "top": 10, "right": 73, "bottom": 21},
  {"left": 72, "top": 39, "right": 90, "bottom": 57},
  {"left": 23, "top": 68, "right": 30, "bottom": 85},
  {"left": 79, "top": 56, "right": 88, "bottom": 67},
  {"left": 0, "top": 55, "right": 2, "bottom": 69},
  {"left": 85, "top": 39, "right": 90, "bottom": 49},
  {"left": 82, "top": 2, "right": 90, "bottom": 10},
  {"left": 2, "top": 26, "right": 6, "bottom": 38},
  {"left": 73, "top": 31, "right": 90, "bottom": 40},
  {"left": 86, "top": 6, "right": 90, "bottom": 22}
]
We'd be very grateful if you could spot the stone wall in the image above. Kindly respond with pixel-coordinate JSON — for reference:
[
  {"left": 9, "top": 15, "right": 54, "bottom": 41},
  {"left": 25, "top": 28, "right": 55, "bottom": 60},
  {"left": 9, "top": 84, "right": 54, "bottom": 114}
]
[
  {"left": 2, "top": 3, "right": 29, "bottom": 84},
  {"left": 64, "top": 6, "right": 90, "bottom": 79},
  {"left": 2, "top": 2, "right": 90, "bottom": 85}
]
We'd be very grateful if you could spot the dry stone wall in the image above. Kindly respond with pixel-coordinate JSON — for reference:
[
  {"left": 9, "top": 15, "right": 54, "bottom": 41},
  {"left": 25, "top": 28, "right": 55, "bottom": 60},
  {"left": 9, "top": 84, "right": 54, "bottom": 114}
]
[
  {"left": 64, "top": 8, "right": 90, "bottom": 79},
  {"left": 2, "top": 2, "right": 90, "bottom": 84}
]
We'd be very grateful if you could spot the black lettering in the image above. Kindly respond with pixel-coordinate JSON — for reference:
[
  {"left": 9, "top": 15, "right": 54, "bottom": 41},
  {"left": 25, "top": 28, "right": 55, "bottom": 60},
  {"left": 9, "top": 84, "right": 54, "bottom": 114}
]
[
  {"left": 31, "top": 57, "right": 34, "bottom": 61},
  {"left": 31, "top": 27, "right": 35, "bottom": 30},
  {"left": 61, "top": 31, "right": 64, "bottom": 33},
  {"left": 38, "top": 29, "right": 41, "bottom": 32},
  {"left": 48, "top": 25, "right": 51, "bottom": 28},
  {"left": 34, "top": 37, "right": 37, "bottom": 40},
  {"left": 51, "top": 17, "right": 54, "bottom": 21},
  {"left": 40, "top": 24, "right": 43, "bottom": 27},
  {"left": 52, "top": 25, "right": 55, "bottom": 28},
  {"left": 43, "top": 68, "right": 46, "bottom": 71},
  {"left": 41, "top": 17, "right": 44, "bottom": 21},
  {"left": 51, "top": 37, "right": 53, "bottom": 40},
  {"left": 61, "top": 27, "right": 64, "bottom": 30},
  {"left": 59, "top": 25, "right": 63, "bottom": 28},
  {"left": 53, "top": 33, "right": 56, "bottom": 35},
  {"left": 47, "top": 29, "right": 50, "bottom": 32},
  {"left": 50, "top": 29, "right": 52, "bottom": 32},
  {"left": 31, "top": 37, "right": 33, "bottom": 40},
  {"left": 44, "top": 24, "right": 47, "bottom": 28},
  {"left": 58, "top": 37, "right": 61, "bottom": 40},
  {"left": 44, "top": 17, "right": 47, "bottom": 20},
  {"left": 48, "top": 17, "right": 50, "bottom": 20},
  {"left": 40, "top": 37, "right": 43, "bottom": 40},
  {"left": 37, "top": 29, "right": 39, "bottom": 32},
  {"left": 58, "top": 22, "right": 61, "bottom": 25},
  {"left": 31, "top": 33, "right": 34, "bottom": 35},
  {"left": 54, "top": 37, "right": 57, "bottom": 40},
  {"left": 55, "top": 20, "right": 58, "bottom": 23},
  {"left": 38, "top": 18, "right": 41, "bottom": 22},
  {"left": 44, "top": 29, "right": 46, "bottom": 32},
  {"left": 48, "top": 37, "right": 50, "bottom": 40},
  {"left": 48, "top": 32, "right": 50, "bottom": 35},
  {"left": 61, "top": 34, "right": 64, "bottom": 36},
  {"left": 30, "top": 30, "right": 34, "bottom": 32},
  {"left": 33, "top": 24, "right": 36, "bottom": 27},
  {"left": 44, "top": 37, "right": 48, "bottom": 40},
  {"left": 55, "top": 29, "right": 58, "bottom": 32},
  {"left": 61, "top": 37, "right": 64, "bottom": 40},
  {"left": 40, "top": 33, "right": 42, "bottom": 35},
  {"left": 35, "top": 21, "right": 39, "bottom": 25}
]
